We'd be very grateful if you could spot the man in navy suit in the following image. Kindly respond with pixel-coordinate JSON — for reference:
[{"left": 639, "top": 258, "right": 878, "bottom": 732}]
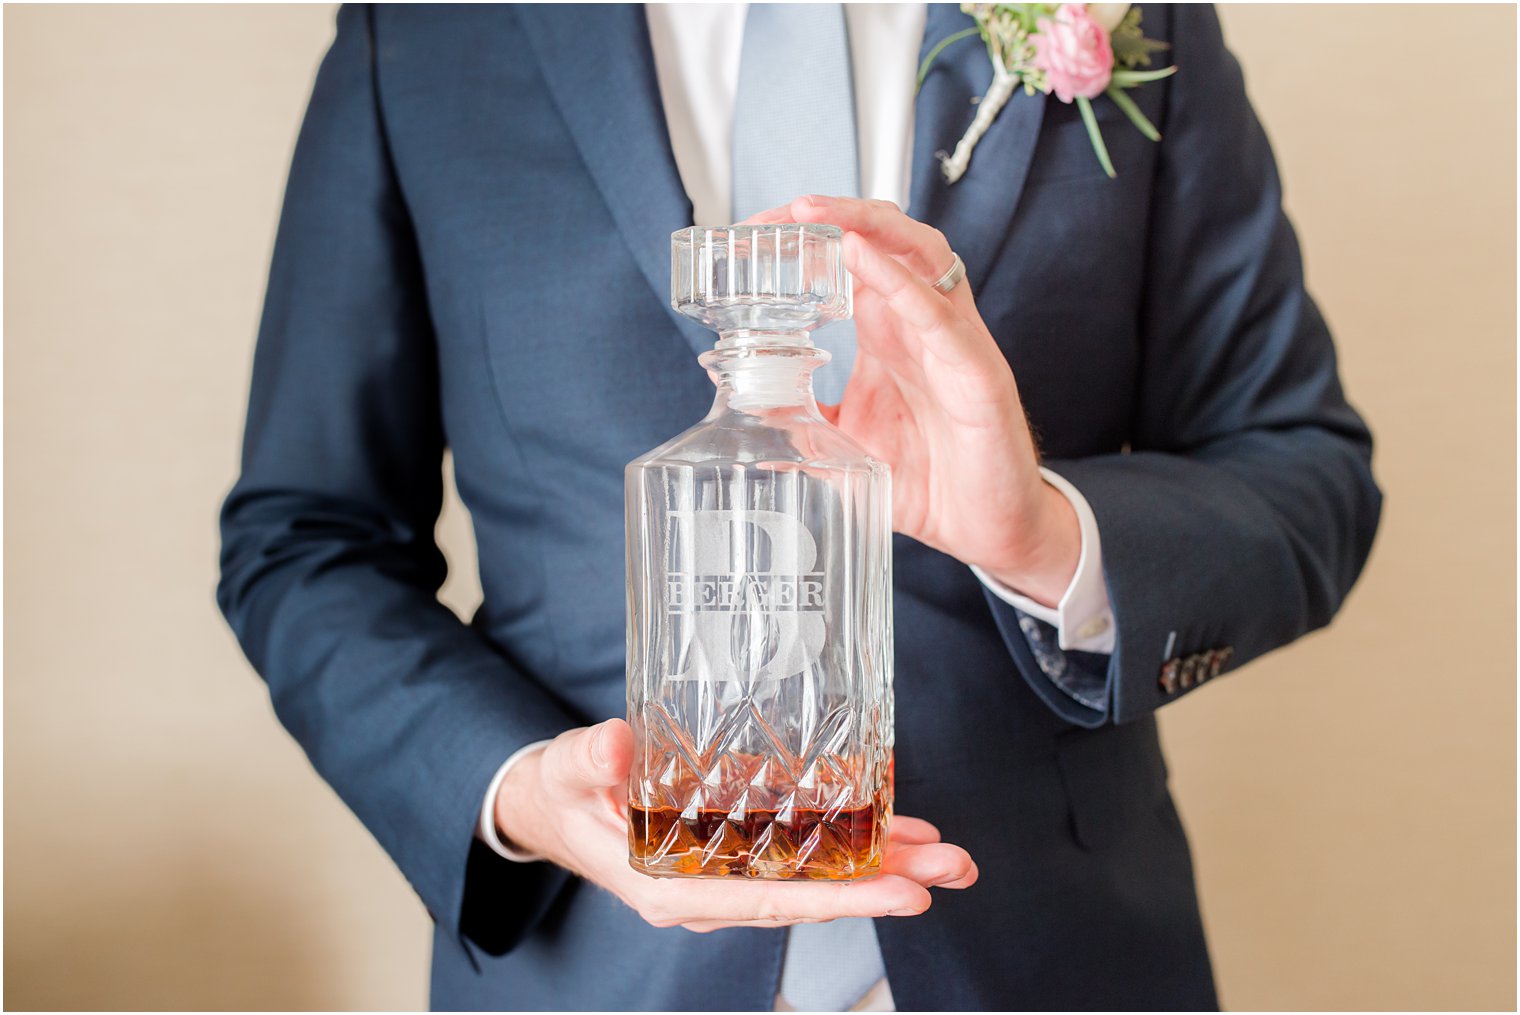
[{"left": 219, "top": 4, "right": 1380, "bottom": 1010}]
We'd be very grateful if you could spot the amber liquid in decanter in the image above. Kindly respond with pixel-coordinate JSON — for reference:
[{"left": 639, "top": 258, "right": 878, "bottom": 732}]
[{"left": 627, "top": 757, "right": 892, "bottom": 880}]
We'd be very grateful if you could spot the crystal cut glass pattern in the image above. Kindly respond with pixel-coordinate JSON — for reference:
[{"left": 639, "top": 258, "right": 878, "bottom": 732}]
[{"left": 626, "top": 225, "right": 893, "bottom": 880}]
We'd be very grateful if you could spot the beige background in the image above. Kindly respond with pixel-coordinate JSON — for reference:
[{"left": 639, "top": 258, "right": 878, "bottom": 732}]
[{"left": 4, "top": 4, "right": 1514, "bottom": 1010}]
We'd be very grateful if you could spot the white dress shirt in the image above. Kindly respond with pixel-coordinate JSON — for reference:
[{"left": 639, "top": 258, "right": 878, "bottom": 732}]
[{"left": 476, "top": 4, "right": 1119, "bottom": 1004}]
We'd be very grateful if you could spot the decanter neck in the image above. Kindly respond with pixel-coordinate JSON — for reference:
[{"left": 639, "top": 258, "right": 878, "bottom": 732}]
[
  {"left": 714, "top": 328, "right": 814, "bottom": 350},
  {"left": 699, "top": 330, "right": 829, "bottom": 413}
]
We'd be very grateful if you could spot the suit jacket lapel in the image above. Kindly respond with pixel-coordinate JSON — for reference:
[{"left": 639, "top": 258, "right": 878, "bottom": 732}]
[
  {"left": 909, "top": 4, "right": 1045, "bottom": 295},
  {"left": 516, "top": 4, "right": 712, "bottom": 357}
]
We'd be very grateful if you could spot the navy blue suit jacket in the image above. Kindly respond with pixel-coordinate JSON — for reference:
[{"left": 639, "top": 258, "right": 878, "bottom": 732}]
[{"left": 218, "top": 4, "right": 1380, "bottom": 1010}]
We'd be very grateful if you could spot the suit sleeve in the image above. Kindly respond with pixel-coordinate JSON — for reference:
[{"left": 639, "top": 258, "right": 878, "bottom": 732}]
[
  {"left": 217, "top": 5, "right": 573, "bottom": 956},
  {"left": 983, "top": 4, "right": 1383, "bottom": 727}
]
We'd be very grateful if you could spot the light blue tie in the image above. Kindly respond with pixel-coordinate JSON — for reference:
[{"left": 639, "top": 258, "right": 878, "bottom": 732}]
[
  {"left": 732, "top": 2, "right": 859, "bottom": 406},
  {"left": 731, "top": 7, "right": 887, "bottom": 1011}
]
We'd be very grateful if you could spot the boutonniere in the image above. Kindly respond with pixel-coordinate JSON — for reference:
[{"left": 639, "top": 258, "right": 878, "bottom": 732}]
[{"left": 919, "top": 3, "right": 1177, "bottom": 183}]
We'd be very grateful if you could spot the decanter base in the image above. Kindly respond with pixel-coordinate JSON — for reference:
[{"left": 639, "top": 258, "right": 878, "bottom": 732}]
[{"left": 627, "top": 801, "right": 888, "bottom": 881}]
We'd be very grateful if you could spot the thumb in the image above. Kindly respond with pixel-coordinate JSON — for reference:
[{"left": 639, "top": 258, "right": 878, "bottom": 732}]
[{"left": 542, "top": 718, "right": 634, "bottom": 792}]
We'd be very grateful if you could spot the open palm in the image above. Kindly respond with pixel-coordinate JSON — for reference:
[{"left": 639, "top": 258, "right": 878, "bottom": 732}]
[{"left": 497, "top": 719, "right": 979, "bottom": 932}]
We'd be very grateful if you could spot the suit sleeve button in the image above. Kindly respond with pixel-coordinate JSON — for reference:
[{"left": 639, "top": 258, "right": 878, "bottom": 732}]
[{"left": 1159, "top": 659, "right": 1181, "bottom": 694}]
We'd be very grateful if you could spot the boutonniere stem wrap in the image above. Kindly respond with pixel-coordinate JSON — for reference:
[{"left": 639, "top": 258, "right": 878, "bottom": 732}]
[{"left": 919, "top": 3, "right": 1177, "bottom": 183}]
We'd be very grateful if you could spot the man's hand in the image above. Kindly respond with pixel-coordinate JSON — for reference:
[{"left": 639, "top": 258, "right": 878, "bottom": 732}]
[
  {"left": 750, "top": 196, "right": 1080, "bottom": 606},
  {"left": 496, "top": 719, "right": 978, "bottom": 932}
]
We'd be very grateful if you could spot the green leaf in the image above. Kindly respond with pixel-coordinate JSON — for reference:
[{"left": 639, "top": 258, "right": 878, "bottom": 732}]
[
  {"left": 1106, "top": 85, "right": 1160, "bottom": 142},
  {"left": 1111, "top": 5, "right": 1173, "bottom": 69},
  {"left": 916, "top": 27, "right": 980, "bottom": 94},
  {"left": 1076, "top": 96, "right": 1117, "bottom": 178},
  {"left": 1111, "top": 66, "right": 1179, "bottom": 87}
]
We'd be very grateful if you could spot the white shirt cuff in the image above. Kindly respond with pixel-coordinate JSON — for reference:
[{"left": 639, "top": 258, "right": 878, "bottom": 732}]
[
  {"left": 971, "top": 466, "right": 1116, "bottom": 655},
  {"left": 477, "top": 738, "right": 554, "bottom": 862}
]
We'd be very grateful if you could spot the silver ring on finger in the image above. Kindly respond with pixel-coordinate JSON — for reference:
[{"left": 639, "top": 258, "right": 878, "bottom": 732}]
[{"left": 931, "top": 252, "right": 966, "bottom": 294}]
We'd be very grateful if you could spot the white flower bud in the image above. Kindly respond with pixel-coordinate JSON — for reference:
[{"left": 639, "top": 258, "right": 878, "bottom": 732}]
[{"left": 1087, "top": 3, "right": 1130, "bottom": 33}]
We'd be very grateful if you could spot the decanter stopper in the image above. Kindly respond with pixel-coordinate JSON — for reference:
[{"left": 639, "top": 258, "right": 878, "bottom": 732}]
[{"left": 671, "top": 224, "right": 852, "bottom": 338}]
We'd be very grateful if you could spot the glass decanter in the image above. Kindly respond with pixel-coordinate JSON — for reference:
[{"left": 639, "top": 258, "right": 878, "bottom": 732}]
[{"left": 626, "top": 224, "right": 894, "bottom": 881}]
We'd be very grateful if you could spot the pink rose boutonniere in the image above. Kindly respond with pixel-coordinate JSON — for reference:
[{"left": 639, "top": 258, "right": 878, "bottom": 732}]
[
  {"left": 1034, "top": 4, "right": 1115, "bottom": 103},
  {"left": 919, "top": 3, "right": 1177, "bottom": 182}
]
